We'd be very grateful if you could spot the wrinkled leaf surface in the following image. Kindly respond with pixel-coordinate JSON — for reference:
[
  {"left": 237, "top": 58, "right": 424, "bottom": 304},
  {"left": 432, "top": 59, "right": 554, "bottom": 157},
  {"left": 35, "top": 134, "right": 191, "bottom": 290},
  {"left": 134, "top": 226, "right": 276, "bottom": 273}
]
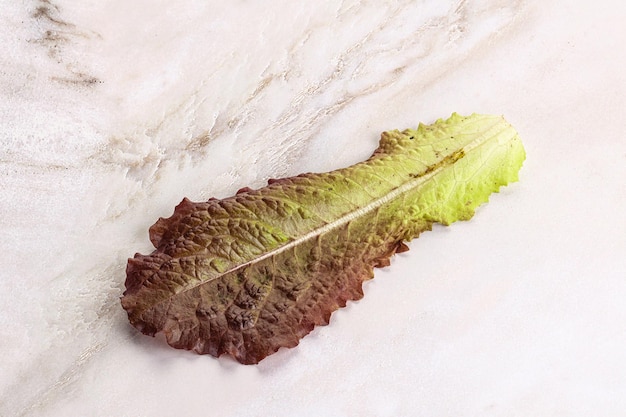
[{"left": 122, "top": 113, "right": 525, "bottom": 364}]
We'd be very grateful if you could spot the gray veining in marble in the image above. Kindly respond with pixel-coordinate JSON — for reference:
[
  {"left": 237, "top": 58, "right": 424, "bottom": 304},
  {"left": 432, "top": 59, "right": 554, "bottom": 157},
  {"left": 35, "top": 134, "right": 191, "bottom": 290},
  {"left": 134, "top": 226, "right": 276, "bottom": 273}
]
[{"left": 2, "top": 1, "right": 626, "bottom": 416}]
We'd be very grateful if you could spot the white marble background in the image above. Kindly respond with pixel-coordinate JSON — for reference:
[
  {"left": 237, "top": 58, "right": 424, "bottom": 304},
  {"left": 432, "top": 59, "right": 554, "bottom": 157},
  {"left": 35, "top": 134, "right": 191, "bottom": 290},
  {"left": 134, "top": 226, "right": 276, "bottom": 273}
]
[{"left": 1, "top": 0, "right": 625, "bottom": 416}]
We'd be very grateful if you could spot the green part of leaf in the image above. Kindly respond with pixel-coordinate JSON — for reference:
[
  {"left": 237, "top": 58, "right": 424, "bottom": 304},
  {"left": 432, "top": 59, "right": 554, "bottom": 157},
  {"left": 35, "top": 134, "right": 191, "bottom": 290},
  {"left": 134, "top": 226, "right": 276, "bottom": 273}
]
[{"left": 121, "top": 113, "right": 526, "bottom": 364}]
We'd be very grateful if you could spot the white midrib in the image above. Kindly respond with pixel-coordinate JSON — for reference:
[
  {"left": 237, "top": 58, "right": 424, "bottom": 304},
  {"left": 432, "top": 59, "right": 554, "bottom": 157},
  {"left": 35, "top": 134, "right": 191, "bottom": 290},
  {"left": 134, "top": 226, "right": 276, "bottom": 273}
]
[
  {"left": 151, "top": 116, "right": 512, "bottom": 303},
  {"left": 168, "top": 118, "right": 508, "bottom": 294}
]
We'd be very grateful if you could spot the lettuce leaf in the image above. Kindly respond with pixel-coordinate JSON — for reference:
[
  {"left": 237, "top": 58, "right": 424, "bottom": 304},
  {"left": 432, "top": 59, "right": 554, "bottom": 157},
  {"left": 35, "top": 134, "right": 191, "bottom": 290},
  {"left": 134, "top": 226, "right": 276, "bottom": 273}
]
[{"left": 121, "top": 113, "right": 525, "bottom": 364}]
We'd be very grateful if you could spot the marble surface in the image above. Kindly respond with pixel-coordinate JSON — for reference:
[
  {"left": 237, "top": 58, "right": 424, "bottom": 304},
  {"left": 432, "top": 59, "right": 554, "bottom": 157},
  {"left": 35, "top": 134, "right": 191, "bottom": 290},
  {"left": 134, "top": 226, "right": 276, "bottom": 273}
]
[{"left": 1, "top": 0, "right": 625, "bottom": 415}]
